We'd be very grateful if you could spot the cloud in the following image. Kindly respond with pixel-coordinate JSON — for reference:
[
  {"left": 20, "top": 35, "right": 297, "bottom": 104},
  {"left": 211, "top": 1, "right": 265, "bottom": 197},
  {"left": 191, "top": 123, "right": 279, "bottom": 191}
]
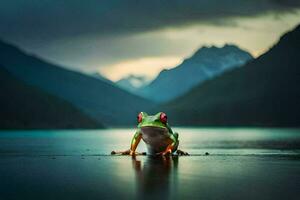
[
  {"left": 0, "top": 0, "right": 300, "bottom": 41},
  {"left": 0, "top": 0, "right": 299, "bottom": 81},
  {"left": 100, "top": 56, "right": 182, "bottom": 81},
  {"left": 28, "top": 11, "right": 299, "bottom": 78}
]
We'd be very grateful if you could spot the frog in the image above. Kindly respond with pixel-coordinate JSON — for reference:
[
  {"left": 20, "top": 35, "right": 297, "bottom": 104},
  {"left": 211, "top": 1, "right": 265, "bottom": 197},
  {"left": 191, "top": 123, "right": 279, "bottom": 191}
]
[{"left": 111, "top": 112, "right": 188, "bottom": 156}]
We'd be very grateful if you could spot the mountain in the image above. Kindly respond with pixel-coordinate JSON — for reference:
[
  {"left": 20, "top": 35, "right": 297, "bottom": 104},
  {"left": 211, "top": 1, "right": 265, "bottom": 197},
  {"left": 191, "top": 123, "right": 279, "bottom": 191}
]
[
  {"left": 160, "top": 25, "right": 300, "bottom": 127},
  {"left": 0, "top": 40, "right": 154, "bottom": 126},
  {"left": 90, "top": 72, "right": 114, "bottom": 85},
  {"left": 138, "top": 44, "right": 253, "bottom": 102},
  {"left": 0, "top": 67, "right": 102, "bottom": 129},
  {"left": 116, "top": 74, "right": 151, "bottom": 93}
]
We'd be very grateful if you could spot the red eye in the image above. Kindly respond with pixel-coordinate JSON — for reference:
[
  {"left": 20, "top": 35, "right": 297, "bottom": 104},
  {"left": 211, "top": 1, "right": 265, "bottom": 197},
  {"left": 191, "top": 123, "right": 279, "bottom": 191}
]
[
  {"left": 160, "top": 112, "right": 167, "bottom": 124},
  {"left": 137, "top": 112, "right": 143, "bottom": 123}
]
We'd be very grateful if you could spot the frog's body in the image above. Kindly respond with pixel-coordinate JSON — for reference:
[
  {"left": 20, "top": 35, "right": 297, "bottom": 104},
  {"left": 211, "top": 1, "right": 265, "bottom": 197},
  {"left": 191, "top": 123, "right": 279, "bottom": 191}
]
[
  {"left": 139, "top": 126, "right": 178, "bottom": 154},
  {"left": 111, "top": 112, "right": 188, "bottom": 156},
  {"left": 133, "top": 112, "right": 179, "bottom": 155}
]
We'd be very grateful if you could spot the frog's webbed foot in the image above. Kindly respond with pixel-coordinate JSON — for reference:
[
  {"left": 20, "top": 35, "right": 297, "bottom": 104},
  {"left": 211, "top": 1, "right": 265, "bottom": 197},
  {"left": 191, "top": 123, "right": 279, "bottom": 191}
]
[
  {"left": 111, "top": 150, "right": 146, "bottom": 156},
  {"left": 111, "top": 149, "right": 130, "bottom": 155},
  {"left": 176, "top": 149, "right": 189, "bottom": 156}
]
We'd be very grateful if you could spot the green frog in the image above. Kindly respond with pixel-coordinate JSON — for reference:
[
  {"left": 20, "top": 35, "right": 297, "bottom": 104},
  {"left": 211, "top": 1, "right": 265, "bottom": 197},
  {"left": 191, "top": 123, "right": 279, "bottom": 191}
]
[{"left": 112, "top": 112, "right": 188, "bottom": 156}]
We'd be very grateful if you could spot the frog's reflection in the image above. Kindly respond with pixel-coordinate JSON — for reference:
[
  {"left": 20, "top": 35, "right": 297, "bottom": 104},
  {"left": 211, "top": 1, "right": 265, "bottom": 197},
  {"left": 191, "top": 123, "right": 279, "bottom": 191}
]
[{"left": 131, "top": 156, "right": 178, "bottom": 199}]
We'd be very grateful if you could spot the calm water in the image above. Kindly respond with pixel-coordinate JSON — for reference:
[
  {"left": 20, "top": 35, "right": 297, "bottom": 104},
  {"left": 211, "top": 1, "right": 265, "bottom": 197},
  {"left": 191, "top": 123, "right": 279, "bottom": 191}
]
[{"left": 0, "top": 128, "right": 300, "bottom": 200}]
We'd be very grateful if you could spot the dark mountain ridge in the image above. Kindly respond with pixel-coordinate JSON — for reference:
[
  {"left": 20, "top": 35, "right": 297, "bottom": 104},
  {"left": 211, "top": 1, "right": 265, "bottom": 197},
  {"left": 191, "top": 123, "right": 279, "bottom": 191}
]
[
  {"left": 160, "top": 25, "right": 300, "bottom": 127},
  {"left": 0, "top": 40, "right": 154, "bottom": 126},
  {"left": 0, "top": 67, "right": 103, "bottom": 129}
]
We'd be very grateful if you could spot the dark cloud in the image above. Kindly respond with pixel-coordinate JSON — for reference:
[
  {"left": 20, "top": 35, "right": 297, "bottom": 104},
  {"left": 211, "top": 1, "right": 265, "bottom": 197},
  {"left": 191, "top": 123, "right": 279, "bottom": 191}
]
[
  {"left": 0, "top": 0, "right": 300, "bottom": 41},
  {"left": 273, "top": 0, "right": 300, "bottom": 7}
]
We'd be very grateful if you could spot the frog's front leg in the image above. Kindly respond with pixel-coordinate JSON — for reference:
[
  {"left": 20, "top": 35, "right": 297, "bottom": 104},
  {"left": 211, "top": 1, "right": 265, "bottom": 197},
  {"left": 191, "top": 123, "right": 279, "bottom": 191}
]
[
  {"left": 129, "top": 130, "right": 142, "bottom": 155},
  {"left": 111, "top": 130, "right": 143, "bottom": 156},
  {"left": 157, "top": 132, "right": 189, "bottom": 156},
  {"left": 157, "top": 133, "right": 179, "bottom": 156}
]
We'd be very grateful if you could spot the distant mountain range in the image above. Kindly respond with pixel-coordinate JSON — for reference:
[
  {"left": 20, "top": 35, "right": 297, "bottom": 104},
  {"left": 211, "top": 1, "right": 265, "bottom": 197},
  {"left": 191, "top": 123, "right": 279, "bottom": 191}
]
[
  {"left": 0, "top": 67, "right": 102, "bottom": 129},
  {"left": 0, "top": 40, "right": 154, "bottom": 127},
  {"left": 138, "top": 44, "right": 253, "bottom": 102},
  {"left": 116, "top": 75, "right": 151, "bottom": 93},
  {"left": 1, "top": 24, "right": 299, "bottom": 128},
  {"left": 90, "top": 72, "right": 115, "bottom": 85},
  {"left": 160, "top": 25, "right": 300, "bottom": 127}
]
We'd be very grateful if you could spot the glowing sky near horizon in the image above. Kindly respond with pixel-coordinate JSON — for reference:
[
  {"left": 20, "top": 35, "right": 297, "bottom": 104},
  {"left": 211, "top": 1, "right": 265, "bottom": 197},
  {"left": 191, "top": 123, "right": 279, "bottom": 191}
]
[{"left": 99, "top": 11, "right": 300, "bottom": 80}]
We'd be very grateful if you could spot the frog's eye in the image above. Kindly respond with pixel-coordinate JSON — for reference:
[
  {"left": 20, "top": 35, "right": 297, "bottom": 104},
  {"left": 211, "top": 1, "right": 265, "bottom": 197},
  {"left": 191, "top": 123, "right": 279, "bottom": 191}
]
[
  {"left": 160, "top": 112, "right": 167, "bottom": 124},
  {"left": 137, "top": 112, "right": 143, "bottom": 123}
]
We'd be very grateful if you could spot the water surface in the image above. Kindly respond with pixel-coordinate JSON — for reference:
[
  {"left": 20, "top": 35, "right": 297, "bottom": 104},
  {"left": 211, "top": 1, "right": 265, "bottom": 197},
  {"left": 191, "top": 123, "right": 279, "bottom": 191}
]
[{"left": 0, "top": 128, "right": 300, "bottom": 200}]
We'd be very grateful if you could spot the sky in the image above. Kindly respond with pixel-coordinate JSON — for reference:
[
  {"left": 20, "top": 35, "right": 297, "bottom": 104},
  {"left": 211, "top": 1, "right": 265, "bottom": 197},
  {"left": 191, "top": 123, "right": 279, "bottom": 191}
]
[{"left": 0, "top": 0, "right": 300, "bottom": 81}]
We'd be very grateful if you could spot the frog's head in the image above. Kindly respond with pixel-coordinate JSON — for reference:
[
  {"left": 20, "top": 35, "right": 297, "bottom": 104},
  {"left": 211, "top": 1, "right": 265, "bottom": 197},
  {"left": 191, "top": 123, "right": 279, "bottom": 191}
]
[
  {"left": 137, "top": 112, "right": 169, "bottom": 138},
  {"left": 137, "top": 112, "right": 168, "bottom": 128}
]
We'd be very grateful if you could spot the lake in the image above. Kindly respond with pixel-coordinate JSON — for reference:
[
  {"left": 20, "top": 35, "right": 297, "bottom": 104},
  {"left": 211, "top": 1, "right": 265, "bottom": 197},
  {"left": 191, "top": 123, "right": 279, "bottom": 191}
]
[{"left": 0, "top": 128, "right": 300, "bottom": 200}]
